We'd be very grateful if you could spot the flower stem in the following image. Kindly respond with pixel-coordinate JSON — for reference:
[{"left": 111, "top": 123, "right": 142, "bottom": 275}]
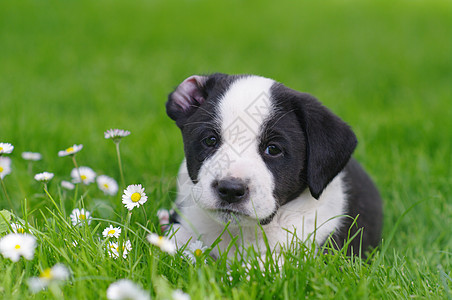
[
  {"left": 48, "top": 282, "right": 63, "bottom": 299},
  {"left": 115, "top": 142, "right": 126, "bottom": 188},
  {"left": 0, "top": 178, "right": 14, "bottom": 211},
  {"left": 71, "top": 155, "right": 83, "bottom": 184},
  {"left": 125, "top": 212, "right": 132, "bottom": 241},
  {"left": 71, "top": 155, "right": 87, "bottom": 196},
  {"left": 141, "top": 205, "right": 148, "bottom": 224}
]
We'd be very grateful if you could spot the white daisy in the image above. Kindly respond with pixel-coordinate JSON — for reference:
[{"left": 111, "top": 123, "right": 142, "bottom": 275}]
[
  {"left": 27, "top": 277, "right": 47, "bottom": 293},
  {"left": 104, "top": 129, "right": 131, "bottom": 142},
  {"left": 183, "top": 240, "right": 208, "bottom": 264},
  {"left": 28, "top": 263, "right": 70, "bottom": 293},
  {"left": 172, "top": 290, "right": 191, "bottom": 300},
  {"left": 69, "top": 208, "right": 92, "bottom": 226},
  {"left": 122, "top": 184, "right": 148, "bottom": 211},
  {"left": 0, "top": 143, "right": 14, "bottom": 155},
  {"left": 61, "top": 180, "right": 75, "bottom": 190},
  {"left": 21, "top": 152, "right": 42, "bottom": 161},
  {"left": 34, "top": 172, "right": 54, "bottom": 182},
  {"left": 123, "top": 240, "right": 132, "bottom": 258},
  {"left": 0, "top": 233, "right": 36, "bottom": 262},
  {"left": 107, "top": 242, "right": 120, "bottom": 259},
  {"left": 107, "top": 240, "right": 132, "bottom": 259},
  {"left": 147, "top": 233, "right": 176, "bottom": 255},
  {"left": 71, "top": 166, "right": 96, "bottom": 185},
  {"left": 45, "top": 264, "right": 70, "bottom": 280},
  {"left": 10, "top": 223, "right": 27, "bottom": 234},
  {"left": 106, "top": 279, "right": 150, "bottom": 300},
  {"left": 58, "top": 144, "right": 83, "bottom": 157},
  {"left": 97, "top": 175, "right": 118, "bottom": 196},
  {"left": 0, "top": 156, "right": 12, "bottom": 179},
  {"left": 102, "top": 225, "right": 121, "bottom": 238}
]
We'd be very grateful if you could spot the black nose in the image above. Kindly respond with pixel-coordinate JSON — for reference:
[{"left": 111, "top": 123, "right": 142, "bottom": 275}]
[{"left": 213, "top": 178, "right": 249, "bottom": 204}]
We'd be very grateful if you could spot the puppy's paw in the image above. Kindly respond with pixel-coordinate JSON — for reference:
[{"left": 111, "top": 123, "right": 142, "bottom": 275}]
[{"left": 157, "top": 209, "right": 171, "bottom": 232}]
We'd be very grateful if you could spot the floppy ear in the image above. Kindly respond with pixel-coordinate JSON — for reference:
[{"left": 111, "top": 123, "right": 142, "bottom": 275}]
[
  {"left": 291, "top": 90, "right": 357, "bottom": 199},
  {"left": 166, "top": 75, "right": 208, "bottom": 128}
]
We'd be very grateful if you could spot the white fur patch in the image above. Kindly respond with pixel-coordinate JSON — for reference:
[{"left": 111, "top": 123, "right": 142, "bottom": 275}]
[{"left": 193, "top": 76, "right": 277, "bottom": 224}]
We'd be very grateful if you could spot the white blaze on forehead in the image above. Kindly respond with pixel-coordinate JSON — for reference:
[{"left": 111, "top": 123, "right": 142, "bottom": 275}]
[
  {"left": 189, "top": 75, "right": 278, "bottom": 223},
  {"left": 217, "top": 76, "right": 275, "bottom": 154}
]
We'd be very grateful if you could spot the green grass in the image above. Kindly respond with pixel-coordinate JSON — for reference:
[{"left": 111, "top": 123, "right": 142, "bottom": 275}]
[{"left": 0, "top": 0, "right": 451, "bottom": 298}]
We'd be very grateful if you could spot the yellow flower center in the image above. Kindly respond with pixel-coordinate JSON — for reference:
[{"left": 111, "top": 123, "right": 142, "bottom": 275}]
[
  {"left": 0, "top": 166, "right": 3, "bottom": 172},
  {"left": 15, "top": 244, "right": 21, "bottom": 249},
  {"left": 195, "top": 249, "right": 203, "bottom": 257},
  {"left": 131, "top": 192, "right": 141, "bottom": 202},
  {"left": 66, "top": 147, "right": 74, "bottom": 153},
  {"left": 108, "top": 230, "right": 115, "bottom": 235},
  {"left": 18, "top": 228, "right": 25, "bottom": 234},
  {"left": 79, "top": 214, "right": 86, "bottom": 220},
  {"left": 103, "top": 184, "right": 109, "bottom": 189},
  {"left": 0, "top": 147, "right": 3, "bottom": 151},
  {"left": 81, "top": 175, "right": 87, "bottom": 180},
  {"left": 157, "top": 236, "right": 164, "bottom": 246},
  {"left": 40, "top": 268, "right": 52, "bottom": 279}
]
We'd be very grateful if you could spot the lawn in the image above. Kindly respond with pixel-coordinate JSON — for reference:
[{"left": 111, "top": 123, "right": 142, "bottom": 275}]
[{"left": 0, "top": 0, "right": 451, "bottom": 299}]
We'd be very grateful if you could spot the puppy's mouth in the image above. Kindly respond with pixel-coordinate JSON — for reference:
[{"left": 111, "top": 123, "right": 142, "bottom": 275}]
[
  {"left": 216, "top": 207, "right": 247, "bottom": 216},
  {"left": 207, "top": 207, "right": 247, "bottom": 220},
  {"left": 208, "top": 207, "right": 277, "bottom": 226}
]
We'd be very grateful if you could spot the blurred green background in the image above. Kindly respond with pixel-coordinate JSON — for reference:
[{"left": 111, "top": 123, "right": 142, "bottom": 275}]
[{"left": 1, "top": 0, "right": 451, "bottom": 276}]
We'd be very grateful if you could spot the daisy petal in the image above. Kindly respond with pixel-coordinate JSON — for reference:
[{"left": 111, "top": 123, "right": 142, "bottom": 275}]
[
  {"left": 97, "top": 175, "right": 118, "bottom": 196},
  {"left": 106, "top": 279, "right": 150, "bottom": 300},
  {"left": 0, "top": 143, "right": 14, "bottom": 155},
  {"left": 69, "top": 208, "right": 92, "bottom": 226},
  {"left": 104, "top": 129, "right": 131, "bottom": 140},
  {"left": 147, "top": 233, "right": 176, "bottom": 255},
  {"left": 34, "top": 172, "right": 54, "bottom": 182},
  {"left": 58, "top": 144, "right": 83, "bottom": 157},
  {"left": 71, "top": 166, "right": 96, "bottom": 185},
  {"left": 0, "top": 157, "right": 12, "bottom": 179},
  {"left": 102, "top": 225, "right": 122, "bottom": 238},
  {"left": 22, "top": 152, "right": 42, "bottom": 161}
]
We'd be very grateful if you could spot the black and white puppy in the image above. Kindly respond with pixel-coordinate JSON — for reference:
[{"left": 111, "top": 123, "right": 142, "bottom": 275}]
[{"left": 165, "top": 73, "right": 382, "bottom": 258}]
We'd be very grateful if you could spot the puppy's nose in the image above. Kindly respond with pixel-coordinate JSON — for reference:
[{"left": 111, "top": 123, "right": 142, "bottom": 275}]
[{"left": 213, "top": 178, "right": 249, "bottom": 204}]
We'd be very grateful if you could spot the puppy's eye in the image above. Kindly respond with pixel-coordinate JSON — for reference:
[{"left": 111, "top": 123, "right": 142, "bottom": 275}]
[
  {"left": 203, "top": 136, "right": 218, "bottom": 147},
  {"left": 265, "top": 144, "right": 282, "bottom": 157}
]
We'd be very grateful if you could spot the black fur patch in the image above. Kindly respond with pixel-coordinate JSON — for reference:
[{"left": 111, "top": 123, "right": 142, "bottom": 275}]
[
  {"left": 258, "top": 102, "right": 307, "bottom": 207},
  {"left": 271, "top": 83, "right": 357, "bottom": 199}
]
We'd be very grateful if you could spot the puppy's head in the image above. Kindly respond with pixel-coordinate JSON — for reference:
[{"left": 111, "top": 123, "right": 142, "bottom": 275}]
[{"left": 167, "top": 73, "right": 356, "bottom": 225}]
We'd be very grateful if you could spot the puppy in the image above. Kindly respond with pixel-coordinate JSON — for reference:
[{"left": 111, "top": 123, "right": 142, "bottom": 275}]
[{"left": 165, "top": 73, "right": 382, "bottom": 258}]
